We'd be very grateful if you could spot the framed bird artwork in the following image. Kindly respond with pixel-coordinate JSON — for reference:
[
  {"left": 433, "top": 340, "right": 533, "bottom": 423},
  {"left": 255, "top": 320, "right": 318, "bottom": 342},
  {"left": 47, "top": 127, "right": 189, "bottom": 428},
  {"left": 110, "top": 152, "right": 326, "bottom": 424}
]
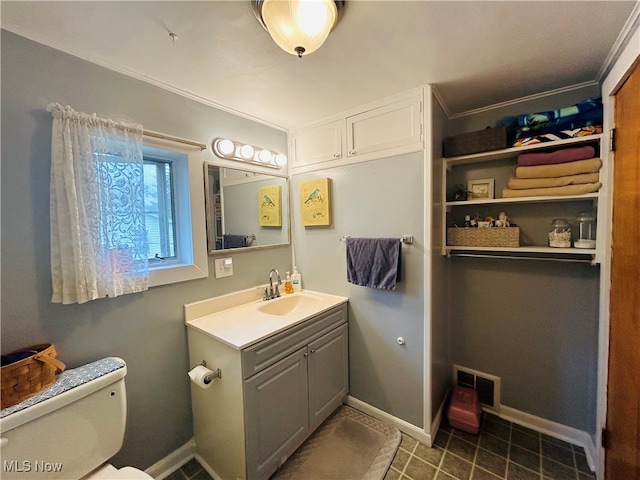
[
  {"left": 300, "top": 178, "right": 332, "bottom": 226},
  {"left": 258, "top": 185, "right": 282, "bottom": 226}
]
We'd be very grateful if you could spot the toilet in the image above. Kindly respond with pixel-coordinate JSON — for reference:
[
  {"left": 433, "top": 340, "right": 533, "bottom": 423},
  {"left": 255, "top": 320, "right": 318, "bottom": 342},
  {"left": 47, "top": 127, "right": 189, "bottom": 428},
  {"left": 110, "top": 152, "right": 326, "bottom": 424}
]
[{"left": 0, "top": 357, "right": 152, "bottom": 479}]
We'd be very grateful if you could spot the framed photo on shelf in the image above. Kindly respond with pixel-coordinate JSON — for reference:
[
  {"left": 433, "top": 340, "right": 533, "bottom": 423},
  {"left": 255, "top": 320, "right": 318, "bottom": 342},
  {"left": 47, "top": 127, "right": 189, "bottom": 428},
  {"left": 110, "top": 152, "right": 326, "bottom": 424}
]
[{"left": 467, "top": 178, "right": 495, "bottom": 200}]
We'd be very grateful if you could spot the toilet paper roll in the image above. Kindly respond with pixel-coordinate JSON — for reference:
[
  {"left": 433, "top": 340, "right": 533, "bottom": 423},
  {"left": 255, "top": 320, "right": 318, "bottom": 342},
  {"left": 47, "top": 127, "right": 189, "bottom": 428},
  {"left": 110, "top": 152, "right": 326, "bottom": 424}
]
[{"left": 188, "top": 365, "right": 215, "bottom": 389}]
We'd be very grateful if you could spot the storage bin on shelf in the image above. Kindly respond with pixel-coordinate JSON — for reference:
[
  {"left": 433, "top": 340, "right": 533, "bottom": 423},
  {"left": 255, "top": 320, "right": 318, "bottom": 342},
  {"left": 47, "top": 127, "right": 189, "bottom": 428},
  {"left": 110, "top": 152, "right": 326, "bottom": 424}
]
[
  {"left": 443, "top": 126, "right": 508, "bottom": 157},
  {"left": 447, "top": 227, "right": 520, "bottom": 248}
]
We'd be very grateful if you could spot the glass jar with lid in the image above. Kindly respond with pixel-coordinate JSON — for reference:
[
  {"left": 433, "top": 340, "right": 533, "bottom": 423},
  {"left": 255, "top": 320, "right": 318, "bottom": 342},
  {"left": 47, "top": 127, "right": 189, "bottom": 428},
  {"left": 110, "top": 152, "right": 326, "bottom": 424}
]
[
  {"left": 574, "top": 211, "right": 597, "bottom": 249},
  {"left": 549, "top": 218, "right": 571, "bottom": 248}
]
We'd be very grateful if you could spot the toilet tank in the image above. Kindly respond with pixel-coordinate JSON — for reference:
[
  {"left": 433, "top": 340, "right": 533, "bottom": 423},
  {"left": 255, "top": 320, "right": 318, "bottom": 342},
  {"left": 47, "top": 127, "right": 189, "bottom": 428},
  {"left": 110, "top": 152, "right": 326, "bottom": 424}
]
[{"left": 0, "top": 357, "right": 128, "bottom": 480}]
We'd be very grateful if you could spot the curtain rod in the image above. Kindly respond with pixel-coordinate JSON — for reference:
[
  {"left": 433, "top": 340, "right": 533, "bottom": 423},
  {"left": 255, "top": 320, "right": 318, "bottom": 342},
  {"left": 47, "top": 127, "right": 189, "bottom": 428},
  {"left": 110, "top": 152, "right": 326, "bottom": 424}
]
[
  {"left": 143, "top": 130, "right": 207, "bottom": 150},
  {"left": 448, "top": 252, "right": 595, "bottom": 264}
]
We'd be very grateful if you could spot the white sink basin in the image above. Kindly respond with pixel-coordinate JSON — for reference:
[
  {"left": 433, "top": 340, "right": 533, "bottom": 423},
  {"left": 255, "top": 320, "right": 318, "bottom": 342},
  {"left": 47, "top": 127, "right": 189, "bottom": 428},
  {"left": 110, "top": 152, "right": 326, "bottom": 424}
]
[
  {"left": 257, "top": 292, "right": 323, "bottom": 316},
  {"left": 185, "top": 289, "right": 348, "bottom": 349}
]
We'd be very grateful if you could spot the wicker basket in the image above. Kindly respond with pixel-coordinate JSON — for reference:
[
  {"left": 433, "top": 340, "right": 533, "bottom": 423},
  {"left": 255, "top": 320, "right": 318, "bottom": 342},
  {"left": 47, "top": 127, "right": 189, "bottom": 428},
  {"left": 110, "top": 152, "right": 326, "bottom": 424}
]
[
  {"left": 1, "top": 343, "right": 66, "bottom": 409},
  {"left": 443, "top": 126, "right": 508, "bottom": 157},
  {"left": 448, "top": 227, "right": 520, "bottom": 248}
]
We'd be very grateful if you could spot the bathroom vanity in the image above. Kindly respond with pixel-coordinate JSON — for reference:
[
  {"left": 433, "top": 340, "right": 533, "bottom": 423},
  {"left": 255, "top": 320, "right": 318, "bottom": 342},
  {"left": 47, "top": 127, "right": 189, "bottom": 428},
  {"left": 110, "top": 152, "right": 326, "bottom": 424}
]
[{"left": 185, "top": 289, "right": 348, "bottom": 480}]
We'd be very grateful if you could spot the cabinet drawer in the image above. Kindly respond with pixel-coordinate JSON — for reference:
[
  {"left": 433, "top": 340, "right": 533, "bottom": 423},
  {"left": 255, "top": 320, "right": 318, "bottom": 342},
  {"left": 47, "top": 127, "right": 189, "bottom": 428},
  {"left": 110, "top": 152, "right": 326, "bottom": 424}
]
[{"left": 242, "top": 304, "right": 347, "bottom": 379}]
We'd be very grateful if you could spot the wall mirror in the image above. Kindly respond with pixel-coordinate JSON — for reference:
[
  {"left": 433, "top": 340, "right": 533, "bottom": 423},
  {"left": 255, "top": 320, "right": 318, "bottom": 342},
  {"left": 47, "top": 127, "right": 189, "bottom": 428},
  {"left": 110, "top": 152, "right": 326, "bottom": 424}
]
[{"left": 204, "top": 163, "right": 290, "bottom": 255}]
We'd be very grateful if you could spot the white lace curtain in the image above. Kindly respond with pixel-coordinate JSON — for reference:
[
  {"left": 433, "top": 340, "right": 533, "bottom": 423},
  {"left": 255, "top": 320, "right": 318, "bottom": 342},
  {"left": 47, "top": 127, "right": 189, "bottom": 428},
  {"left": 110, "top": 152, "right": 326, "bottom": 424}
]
[{"left": 48, "top": 103, "right": 148, "bottom": 304}]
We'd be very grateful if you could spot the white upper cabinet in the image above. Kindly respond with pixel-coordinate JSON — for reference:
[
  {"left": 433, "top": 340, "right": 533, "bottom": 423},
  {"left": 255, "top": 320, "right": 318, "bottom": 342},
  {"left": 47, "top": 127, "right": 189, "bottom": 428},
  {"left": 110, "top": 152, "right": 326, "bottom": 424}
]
[
  {"left": 291, "top": 88, "right": 424, "bottom": 172},
  {"left": 291, "top": 119, "right": 343, "bottom": 168},
  {"left": 346, "top": 94, "right": 422, "bottom": 158}
]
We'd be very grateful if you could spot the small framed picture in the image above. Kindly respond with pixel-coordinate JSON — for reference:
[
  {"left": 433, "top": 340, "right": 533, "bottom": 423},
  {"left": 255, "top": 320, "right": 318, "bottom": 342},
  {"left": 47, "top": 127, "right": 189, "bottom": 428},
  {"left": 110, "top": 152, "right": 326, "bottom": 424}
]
[{"left": 467, "top": 178, "right": 495, "bottom": 200}]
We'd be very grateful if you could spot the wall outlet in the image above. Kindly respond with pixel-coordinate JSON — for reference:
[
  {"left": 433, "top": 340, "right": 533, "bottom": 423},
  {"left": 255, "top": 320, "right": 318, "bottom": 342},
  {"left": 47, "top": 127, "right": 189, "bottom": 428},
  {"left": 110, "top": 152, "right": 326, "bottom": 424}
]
[{"left": 214, "top": 257, "right": 233, "bottom": 278}]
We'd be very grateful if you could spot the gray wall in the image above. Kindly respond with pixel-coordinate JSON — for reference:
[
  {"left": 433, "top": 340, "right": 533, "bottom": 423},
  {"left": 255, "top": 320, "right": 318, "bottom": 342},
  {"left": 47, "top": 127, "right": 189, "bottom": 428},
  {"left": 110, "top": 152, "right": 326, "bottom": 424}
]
[
  {"left": 291, "top": 154, "right": 425, "bottom": 427},
  {"left": 447, "top": 86, "right": 601, "bottom": 433},
  {"left": 1, "top": 31, "right": 291, "bottom": 470}
]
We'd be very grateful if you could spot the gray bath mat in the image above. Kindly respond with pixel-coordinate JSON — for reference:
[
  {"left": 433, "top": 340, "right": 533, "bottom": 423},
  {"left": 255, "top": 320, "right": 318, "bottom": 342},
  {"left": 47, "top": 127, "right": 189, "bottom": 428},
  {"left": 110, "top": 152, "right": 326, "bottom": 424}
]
[{"left": 272, "top": 405, "right": 401, "bottom": 480}]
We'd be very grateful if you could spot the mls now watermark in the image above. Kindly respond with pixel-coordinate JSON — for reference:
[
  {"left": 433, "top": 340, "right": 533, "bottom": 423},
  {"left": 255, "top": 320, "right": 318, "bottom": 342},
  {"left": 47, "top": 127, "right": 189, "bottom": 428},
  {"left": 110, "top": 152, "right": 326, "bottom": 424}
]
[{"left": 3, "top": 460, "right": 64, "bottom": 473}]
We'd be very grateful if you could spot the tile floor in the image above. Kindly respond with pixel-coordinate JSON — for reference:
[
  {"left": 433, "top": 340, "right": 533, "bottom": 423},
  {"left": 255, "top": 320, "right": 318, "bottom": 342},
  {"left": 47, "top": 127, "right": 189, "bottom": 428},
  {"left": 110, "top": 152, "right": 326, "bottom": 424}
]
[
  {"left": 385, "top": 413, "right": 596, "bottom": 480},
  {"left": 164, "top": 459, "right": 213, "bottom": 480},
  {"left": 164, "top": 412, "right": 596, "bottom": 480}
]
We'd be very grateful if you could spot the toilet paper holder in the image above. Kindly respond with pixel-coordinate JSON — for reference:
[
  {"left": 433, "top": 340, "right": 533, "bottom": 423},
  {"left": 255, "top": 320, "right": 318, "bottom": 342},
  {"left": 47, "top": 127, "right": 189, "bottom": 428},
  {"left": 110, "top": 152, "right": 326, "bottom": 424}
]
[{"left": 193, "top": 360, "right": 222, "bottom": 383}]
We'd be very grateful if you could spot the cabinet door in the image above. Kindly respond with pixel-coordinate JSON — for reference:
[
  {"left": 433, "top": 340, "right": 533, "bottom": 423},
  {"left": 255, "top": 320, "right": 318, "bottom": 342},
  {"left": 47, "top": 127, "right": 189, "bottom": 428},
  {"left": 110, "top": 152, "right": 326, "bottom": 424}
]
[
  {"left": 292, "top": 119, "right": 343, "bottom": 168},
  {"left": 346, "top": 95, "right": 422, "bottom": 158},
  {"left": 307, "top": 324, "right": 349, "bottom": 431},
  {"left": 244, "top": 348, "right": 309, "bottom": 480}
]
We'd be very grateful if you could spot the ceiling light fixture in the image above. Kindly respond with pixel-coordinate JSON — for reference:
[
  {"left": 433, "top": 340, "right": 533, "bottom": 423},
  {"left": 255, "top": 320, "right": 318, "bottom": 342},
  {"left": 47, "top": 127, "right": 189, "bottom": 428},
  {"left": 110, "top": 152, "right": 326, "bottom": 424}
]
[
  {"left": 212, "top": 138, "right": 287, "bottom": 169},
  {"left": 251, "top": 0, "right": 345, "bottom": 58}
]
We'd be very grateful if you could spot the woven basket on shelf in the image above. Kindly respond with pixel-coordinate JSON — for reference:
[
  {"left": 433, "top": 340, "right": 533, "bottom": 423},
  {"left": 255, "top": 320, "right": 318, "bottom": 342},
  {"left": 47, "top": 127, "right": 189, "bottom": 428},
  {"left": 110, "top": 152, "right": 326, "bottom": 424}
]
[
  {"left": 1, "top": 343, "right": 66, "bottom": 409},
  {"left": 447, "top": 227, "right": 520, "bottom": 248}
]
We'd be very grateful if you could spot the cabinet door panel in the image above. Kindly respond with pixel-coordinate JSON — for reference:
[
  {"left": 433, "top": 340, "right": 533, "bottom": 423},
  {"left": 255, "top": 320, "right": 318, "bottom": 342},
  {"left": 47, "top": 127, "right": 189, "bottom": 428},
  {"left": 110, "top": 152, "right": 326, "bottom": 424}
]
[
  {"left": 244, "top": 348, "right": 309, "bottom": 480},
  {"left": 308, "top": 324, "right": 349, "bottom": 430},
  {"left": 293, "top": 120, "right": 343, "bottom": 167},
  {"left": 242, "top": 304, "right": 346, "bottom": 379},
  {"left": 346, "top": 96, "right": 421, "bottom": 157}
]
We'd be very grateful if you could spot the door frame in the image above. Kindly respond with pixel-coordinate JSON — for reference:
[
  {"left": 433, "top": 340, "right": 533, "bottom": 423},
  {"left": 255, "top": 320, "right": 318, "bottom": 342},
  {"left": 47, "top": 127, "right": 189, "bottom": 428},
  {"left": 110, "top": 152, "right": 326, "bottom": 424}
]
[{"left": 597, "top": 11, "right": 640, "bottom": 479}]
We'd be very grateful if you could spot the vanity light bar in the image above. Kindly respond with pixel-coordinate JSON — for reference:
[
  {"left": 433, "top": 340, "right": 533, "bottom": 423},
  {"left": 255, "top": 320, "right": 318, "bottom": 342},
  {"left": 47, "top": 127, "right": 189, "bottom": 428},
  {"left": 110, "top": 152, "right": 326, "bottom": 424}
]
[{"left": 212, "top": 138, "right": 287, "bottom": 169}]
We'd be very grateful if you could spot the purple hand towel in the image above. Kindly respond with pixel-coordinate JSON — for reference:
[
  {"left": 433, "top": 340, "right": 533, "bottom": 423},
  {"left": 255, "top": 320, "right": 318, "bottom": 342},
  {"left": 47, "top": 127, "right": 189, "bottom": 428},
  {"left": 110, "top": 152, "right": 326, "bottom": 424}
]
[
  {"left": 517, "top": 145, "right": 596, "bottom": 166},
  {"left": 345, "top": 238, "right": 401, "bottom": 290}
]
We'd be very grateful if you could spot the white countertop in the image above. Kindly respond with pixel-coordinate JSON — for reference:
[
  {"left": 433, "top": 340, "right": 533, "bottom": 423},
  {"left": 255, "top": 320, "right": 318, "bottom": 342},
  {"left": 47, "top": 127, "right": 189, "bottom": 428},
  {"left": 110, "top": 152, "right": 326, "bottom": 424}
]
[{"left": 185, "top": 290, "right": 348, "bottom": 350}]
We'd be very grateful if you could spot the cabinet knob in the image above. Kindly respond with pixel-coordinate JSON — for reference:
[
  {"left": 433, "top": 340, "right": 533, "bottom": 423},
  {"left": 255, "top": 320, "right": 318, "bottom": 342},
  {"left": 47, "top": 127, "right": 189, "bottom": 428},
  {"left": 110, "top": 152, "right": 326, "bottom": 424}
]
[
  {"left": 303, "top": 352, "right": 309, "bottom": 357},
  {"left": 309, "top": 349, "right": 316, "bottom": 354},
  {"left": 333, "top": 153, "right": 341, "bottom": 158},
  {"left": 348, "top": 150, "right": 355, "bottom": 155}
]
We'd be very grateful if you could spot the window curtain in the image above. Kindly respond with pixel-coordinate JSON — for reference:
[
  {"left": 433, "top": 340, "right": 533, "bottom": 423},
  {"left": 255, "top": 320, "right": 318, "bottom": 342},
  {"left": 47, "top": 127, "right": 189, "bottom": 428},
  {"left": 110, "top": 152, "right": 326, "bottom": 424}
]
[{"left": 48, "top": 103, "right": 148, "bottom": 304}]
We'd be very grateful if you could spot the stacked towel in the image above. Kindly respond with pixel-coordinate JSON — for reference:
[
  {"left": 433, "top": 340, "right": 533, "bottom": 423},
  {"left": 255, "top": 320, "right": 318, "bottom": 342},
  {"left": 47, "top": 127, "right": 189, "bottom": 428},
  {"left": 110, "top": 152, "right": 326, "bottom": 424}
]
[
  {"left": 517, "top": 145, "right": 595, "bottom": 166},
  {"left": 345, "top": 238, "right": 401, "bottom": 290},
  {"left": 498, "top": 97, "right": 603, "bottom": 147},
  {"left": 502, "top": 147, "right": 602, "bottom": 198}
]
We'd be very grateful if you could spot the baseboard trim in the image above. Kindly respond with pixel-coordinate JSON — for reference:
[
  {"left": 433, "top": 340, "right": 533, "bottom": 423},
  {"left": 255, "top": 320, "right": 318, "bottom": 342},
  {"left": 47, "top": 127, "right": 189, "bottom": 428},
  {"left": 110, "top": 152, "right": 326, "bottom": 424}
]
[
  {"left": 345, "top": 395, "right": 432, "bottom": 446},
  {"left": 430, "top": 390, "right": 449, "bottom": 442},
  {"left": 499, "top": 405, "right": 597, "bottom": 473},
  {"left": 145, "top": 439, "right": 196, "bottom": 479},
  {"left": 193, "top": 453, "right": 224, "bottom": 480}
]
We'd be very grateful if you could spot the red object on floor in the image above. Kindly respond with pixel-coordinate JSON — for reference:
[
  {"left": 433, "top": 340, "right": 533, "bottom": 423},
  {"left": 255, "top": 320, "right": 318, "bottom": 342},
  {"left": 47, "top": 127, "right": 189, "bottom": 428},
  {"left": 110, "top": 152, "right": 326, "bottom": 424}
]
[{"left": 447, "top": 386, "right": 481, "bottom": 434}]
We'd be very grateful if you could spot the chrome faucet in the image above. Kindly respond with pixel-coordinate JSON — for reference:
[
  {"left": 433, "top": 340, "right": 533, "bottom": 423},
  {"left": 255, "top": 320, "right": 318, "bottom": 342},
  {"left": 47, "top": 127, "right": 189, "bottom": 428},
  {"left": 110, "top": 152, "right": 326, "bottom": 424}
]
[{"left": 265, "top": 268, "right": 281, "bottom": 300}]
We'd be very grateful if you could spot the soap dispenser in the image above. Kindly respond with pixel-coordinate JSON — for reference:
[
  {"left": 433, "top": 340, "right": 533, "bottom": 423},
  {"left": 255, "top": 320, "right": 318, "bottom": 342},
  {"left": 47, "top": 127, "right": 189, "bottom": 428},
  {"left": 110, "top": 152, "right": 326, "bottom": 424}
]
[
  {"left": 291, "top": 266, "right": 302, "bottom": 292},
  {"left": 284, "top": 272, "right": 294, "bottom": 294}
]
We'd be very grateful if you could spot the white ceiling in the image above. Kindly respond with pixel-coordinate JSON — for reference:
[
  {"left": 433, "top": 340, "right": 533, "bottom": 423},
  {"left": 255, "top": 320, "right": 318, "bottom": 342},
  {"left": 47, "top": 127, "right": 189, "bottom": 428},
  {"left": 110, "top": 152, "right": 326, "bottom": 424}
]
[{"left": 1, "top": 1, "right": 637, "bottom": 130}]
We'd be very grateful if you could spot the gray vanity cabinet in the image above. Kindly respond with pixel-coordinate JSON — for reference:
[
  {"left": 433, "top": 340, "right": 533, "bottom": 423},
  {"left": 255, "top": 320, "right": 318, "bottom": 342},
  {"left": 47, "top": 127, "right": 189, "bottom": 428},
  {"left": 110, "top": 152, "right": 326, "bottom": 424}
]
[{"left": 242, "top": 304, "right": 348, "bottom": 480}]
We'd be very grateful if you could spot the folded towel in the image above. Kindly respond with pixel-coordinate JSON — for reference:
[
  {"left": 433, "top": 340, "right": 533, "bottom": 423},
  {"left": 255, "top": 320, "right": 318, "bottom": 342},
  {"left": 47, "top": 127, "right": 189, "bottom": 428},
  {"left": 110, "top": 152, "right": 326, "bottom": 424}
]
[
  {"left": 515, "top": 157, "right": 602, "bottom": 179},
  {"left": 222, "top": 234, "right": 247, "bottom": 249},
  {"left": 507, "top": 172, "right": 600, "bottom": 190},
  {"left": 502, "top": 182, "right": 601, "bottom": 198},
  {"left": 346, "top": 238, "right": 401, "bottom": 290},
  {"left": 517, "top": 145, "right": 596, "bottom": 167},
  {"left": 513, "top": 125, "right": 602, "bottom": 147}
]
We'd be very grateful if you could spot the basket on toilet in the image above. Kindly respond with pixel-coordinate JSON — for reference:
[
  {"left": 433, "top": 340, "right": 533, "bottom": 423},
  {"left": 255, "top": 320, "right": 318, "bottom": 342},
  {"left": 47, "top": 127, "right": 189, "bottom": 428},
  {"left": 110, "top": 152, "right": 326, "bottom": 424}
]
[{"left": 1, "top": 343, "right": 66, "bottom": 409}]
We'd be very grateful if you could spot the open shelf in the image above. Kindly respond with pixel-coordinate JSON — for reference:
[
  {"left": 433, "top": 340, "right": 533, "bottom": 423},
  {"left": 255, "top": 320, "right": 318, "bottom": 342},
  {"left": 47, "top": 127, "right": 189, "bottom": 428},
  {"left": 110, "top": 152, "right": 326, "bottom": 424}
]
[
  {"left": 442, "top": 134, "right": 603, "bottom": 263},
  {"left": 444, "top": 134, "right": 602, "bottom": 166}
]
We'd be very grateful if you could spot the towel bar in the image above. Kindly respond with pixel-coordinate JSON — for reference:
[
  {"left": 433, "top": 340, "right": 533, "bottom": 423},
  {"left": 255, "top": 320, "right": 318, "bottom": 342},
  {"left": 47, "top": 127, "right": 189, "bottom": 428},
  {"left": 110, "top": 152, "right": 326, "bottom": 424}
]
[{"left": 339, "top": 235, "right": 413, "bottom": 245}]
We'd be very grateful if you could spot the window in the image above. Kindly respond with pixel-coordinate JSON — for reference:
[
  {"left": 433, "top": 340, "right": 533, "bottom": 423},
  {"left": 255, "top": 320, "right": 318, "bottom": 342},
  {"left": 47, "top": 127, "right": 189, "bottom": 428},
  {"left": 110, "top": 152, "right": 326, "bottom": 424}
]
[
  {"left": 144, "top": 158, "right": 176, "bottom": 262},
  {"left": 142, "top": 137, "right": 208, "bottom": 287}
]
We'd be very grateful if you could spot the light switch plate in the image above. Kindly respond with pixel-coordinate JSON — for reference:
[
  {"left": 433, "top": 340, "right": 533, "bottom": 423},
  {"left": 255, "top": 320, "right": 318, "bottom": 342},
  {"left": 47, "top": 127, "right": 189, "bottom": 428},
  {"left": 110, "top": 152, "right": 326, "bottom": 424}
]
[{"left": 214, "top": 257, "right": 233, "bottom": 278}]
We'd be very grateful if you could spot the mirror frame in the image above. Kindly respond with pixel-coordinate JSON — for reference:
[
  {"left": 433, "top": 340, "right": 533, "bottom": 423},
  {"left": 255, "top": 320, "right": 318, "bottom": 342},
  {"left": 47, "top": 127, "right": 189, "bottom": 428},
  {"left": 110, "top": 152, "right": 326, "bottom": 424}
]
[{"left": 204, "top": 162, "right": 291, "bottom": 255}]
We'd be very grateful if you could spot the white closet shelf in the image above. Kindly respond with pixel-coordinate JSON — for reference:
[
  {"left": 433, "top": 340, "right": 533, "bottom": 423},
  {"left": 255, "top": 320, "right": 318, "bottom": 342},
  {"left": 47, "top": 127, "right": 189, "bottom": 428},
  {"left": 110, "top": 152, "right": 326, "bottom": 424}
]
[{"left": 444, "top": 134, "right": 602, "bottom": 166}]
